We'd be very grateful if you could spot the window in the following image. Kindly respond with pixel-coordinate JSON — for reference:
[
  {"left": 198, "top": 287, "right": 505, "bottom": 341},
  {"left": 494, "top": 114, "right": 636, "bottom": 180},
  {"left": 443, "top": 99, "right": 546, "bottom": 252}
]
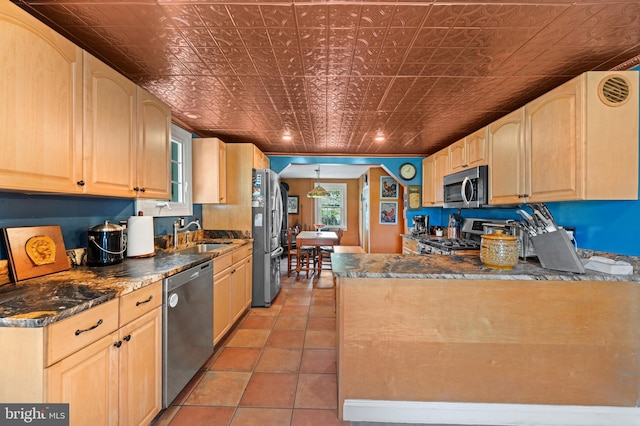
[
  {"left": 314, "top": 183, "right": 347, "bottom": 230},
  {"left": 135, "top": 123, "right": 193, "bottom": 217}
]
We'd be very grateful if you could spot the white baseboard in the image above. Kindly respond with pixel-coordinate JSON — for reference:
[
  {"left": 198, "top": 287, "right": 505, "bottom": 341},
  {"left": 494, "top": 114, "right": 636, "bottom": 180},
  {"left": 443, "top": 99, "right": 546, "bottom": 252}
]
[{"left": 342, "top": 399, "right": 640, "bottom": 426}]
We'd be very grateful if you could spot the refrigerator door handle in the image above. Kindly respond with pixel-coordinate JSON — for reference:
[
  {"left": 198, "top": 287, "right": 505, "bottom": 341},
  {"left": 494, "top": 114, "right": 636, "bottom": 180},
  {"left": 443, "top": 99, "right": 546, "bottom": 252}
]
[{"left": 271, "top": 246, "right": 284, "bottom": 258}]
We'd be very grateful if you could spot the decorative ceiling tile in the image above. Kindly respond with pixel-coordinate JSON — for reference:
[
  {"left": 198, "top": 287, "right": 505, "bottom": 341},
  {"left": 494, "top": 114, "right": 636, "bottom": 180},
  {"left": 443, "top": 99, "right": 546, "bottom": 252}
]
[{"left": 14, "top": 0, "right": 640, "bottom": 156}]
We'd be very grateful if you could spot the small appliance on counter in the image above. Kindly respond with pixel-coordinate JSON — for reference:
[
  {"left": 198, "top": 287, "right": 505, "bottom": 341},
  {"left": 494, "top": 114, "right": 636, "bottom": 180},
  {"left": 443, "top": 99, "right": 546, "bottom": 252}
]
[
  {"left": 87, "top": 221, "right": 126, "bottom": 266},
  {"left": 411, "top": 215, "right": 429, "bottom": 236}
]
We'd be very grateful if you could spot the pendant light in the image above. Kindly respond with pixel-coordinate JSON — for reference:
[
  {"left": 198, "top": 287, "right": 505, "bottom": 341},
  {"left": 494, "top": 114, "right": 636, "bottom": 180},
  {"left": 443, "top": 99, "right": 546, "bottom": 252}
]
[{"left": 307, "top": 166, "right": 330, "bottom": 198}]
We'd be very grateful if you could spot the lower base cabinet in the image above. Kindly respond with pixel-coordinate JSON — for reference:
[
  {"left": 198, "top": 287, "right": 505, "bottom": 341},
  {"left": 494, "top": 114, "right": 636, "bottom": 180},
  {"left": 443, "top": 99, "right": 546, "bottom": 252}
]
[
  {"left": 214, "top": 244, "right": 253, "bottom": 345},
  {"left": 0, "top": 281, "right": 162, "bottom": 426}
]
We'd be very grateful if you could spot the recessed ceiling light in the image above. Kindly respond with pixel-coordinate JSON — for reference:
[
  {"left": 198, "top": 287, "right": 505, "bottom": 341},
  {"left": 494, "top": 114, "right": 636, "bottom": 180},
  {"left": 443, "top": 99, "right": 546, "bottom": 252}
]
[
  {"left": 282, "top": 133, "right": 292, "bottom": 141},
  {"left": 374, "top": 135, "right": 385, "bottom": 142},
  {"left": 186, "top": 113, "right": 199, "bottom": 119}
]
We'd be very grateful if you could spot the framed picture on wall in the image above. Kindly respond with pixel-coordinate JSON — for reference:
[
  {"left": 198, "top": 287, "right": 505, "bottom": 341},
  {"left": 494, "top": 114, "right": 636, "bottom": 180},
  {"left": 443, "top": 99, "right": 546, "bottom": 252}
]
[
  {"left": 380, "top": 176, "right": 398, "bottom": 199},
  {"left": 287, "top": 195, "right": 299, "bottom": 214},
  {"left": 380, "top": 201, "right": 397, "bottom": 225}
]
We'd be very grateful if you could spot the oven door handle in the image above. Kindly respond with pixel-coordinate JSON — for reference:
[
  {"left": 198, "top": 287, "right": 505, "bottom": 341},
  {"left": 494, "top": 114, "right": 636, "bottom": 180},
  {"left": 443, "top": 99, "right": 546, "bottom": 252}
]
[{"left": 461, "top": 176, "right": 473, "bottom": 205}]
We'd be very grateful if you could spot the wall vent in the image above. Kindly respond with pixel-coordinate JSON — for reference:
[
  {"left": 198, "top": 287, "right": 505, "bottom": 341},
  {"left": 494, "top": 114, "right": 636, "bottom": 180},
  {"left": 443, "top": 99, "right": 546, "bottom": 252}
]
[{"left": 598, "top": 75, "right": 631, "bottom": 106}]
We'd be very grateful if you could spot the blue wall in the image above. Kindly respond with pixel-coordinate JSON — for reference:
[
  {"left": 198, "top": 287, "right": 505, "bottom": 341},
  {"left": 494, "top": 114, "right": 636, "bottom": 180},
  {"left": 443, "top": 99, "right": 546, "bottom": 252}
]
[{"left": 0, "top": 192, "right": 202, "bottom": 260}]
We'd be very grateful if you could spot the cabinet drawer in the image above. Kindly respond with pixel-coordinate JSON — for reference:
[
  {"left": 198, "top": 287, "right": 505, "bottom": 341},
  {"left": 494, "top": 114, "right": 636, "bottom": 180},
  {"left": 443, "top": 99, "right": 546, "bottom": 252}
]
[
  {"left": 232, "top": 244, "right": 252, "bottom": 263},
  {"left": 46, "top": 298, "right": 119, "bottom": 366},
  {"left": 119, "top": 281, "right": 161, "bottom": 327},
  {"left": 403, "top": 238, "right": 418, "bottom": 253},
  {"left": 214, "top": 252, "right": 232, "bottom": 274}
]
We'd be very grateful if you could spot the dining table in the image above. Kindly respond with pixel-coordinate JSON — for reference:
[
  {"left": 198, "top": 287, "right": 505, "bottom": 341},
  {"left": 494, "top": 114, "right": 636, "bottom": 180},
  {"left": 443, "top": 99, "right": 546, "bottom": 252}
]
[{"left": 295, "top": 231, "right": 339, "bottom": 278}]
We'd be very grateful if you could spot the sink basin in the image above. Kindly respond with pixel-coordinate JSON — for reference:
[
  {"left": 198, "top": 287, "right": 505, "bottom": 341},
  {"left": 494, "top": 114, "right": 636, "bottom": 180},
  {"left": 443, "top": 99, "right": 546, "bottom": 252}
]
[{"left": 176, "top": 243, "right": 230, "bottom": 254}]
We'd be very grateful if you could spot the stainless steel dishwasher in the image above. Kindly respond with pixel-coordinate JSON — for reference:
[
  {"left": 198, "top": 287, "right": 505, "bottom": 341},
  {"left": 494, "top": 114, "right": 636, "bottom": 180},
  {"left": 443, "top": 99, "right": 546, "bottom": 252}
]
[{"left": 162, "top": 260, "right": 213, "bottom": 408}]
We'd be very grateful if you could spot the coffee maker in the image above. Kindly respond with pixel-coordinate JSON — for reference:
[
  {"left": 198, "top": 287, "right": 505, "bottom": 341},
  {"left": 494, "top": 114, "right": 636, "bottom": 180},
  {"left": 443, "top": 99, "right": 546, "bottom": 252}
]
[{"left": 412, "top": 215, "right": 429, "bottom": 236}]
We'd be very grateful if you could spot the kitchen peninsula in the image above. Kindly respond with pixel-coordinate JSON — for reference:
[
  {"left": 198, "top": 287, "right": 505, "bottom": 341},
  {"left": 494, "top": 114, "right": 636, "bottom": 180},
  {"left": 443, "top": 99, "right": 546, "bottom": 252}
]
[{"left": 331, "top": 253, "right": 640, "bottom": 425}]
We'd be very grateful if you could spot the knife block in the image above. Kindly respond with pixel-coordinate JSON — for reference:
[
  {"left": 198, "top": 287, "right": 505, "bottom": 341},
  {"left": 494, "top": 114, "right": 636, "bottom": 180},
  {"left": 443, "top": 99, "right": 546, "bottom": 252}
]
[{"left": 530, "top": 230, "right": 585, "bottom": 274}]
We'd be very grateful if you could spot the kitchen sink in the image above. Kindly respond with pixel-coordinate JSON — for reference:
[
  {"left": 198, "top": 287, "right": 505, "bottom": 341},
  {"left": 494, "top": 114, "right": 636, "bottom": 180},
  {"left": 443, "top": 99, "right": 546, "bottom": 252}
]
[{"left": 176, "top": 243, "right": 231, "bottom": 254}]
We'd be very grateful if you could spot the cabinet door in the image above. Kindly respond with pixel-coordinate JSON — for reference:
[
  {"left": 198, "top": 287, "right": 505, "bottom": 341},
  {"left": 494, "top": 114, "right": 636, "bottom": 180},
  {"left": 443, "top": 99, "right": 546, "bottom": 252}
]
[
  {"left": 252, "top": 145, "right": 269, "bottom": 169},
  {"left": 231, "top": 259, "right": 247, "bottom": 322},
  {"left": 489, "top": 108, "right": 525, "bottom": 205},
  {"left": 526, "top": 77, "right": 581, "bottom": 202},
  {"left": 47, "top": 333, "right": 119, "bottom": 426},
  {"left": 421, "top": 156, "right": 435, "bottom": 206},
  {"left": 245, "top": 255, "right": 253, "bottom": 309},
  {"left": 466, "top": 127, "right": 488, "bottom": 168},
  {"left": 136, "top": 87, "right": 171, "bottom": 199},
  {"left": 119, "top": 307, "right": 162, "bottom": 426},
  {"left": 0, "top": 2, "right": 83, "bottom": 194},
  {"left": 448, "top": 139, "right": 467, "bottom": 172},
  {"left": 83, "top": 53, "right": 137, "bottom": 197},
  {"left": 193, "top": 138, "right": 226, "bottom": 204},
  {"left": 433, "top": 149, "right": 449, "bottom": 205},
  {"left": 214, "top": 269, "right": 231, "bottom": 345}
]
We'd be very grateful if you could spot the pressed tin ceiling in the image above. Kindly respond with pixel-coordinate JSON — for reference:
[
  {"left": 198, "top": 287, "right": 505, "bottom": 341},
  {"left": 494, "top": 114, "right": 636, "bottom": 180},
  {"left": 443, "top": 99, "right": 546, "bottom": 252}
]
[{"left": 12, "top": 0, "right": 640, "bottom": 157}]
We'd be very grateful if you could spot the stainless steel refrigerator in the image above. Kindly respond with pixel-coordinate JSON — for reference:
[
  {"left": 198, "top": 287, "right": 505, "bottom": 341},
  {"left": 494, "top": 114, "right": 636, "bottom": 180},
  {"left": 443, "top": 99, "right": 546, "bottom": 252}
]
[{"left": 252, "top": 169, "right": 284, "bottom": 307}]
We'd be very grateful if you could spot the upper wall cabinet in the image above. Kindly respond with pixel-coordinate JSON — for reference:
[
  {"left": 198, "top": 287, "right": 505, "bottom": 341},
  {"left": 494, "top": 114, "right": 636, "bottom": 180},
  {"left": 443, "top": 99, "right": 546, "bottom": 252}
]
[
  {"left": 136, "top": 87, "right": 171, "bottom": 199},
  {"left": 252, "top": 146, "right": 270, "bottom": 169},
  {"left": 490, "top": 71, "right": 639, "bottom": 205},
  {"left": 193, "top": 137, "right": 227, "bottom": 204},
  {"left": 421, "top": 156, "right": 435, "bottom": 206},
  {"left": 449, "top": 127, "right": 488, "bottom": 173},
  {"left": 0, "top": 1, "right": 83, "bottom": 193},
  {"left": 82, "top": 53, "right": 137, "bottom": 197}
]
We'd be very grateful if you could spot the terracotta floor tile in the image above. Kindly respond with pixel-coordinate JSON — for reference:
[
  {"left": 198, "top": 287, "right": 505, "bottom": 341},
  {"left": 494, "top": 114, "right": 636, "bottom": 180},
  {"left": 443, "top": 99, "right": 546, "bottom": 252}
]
[
  {"left": 266, "top": 329, "right": 306, "bottom": 348},
  {"left": 279, "top": 305, "right": 310, "bottom": 316},
  {"left": 304, "top": 330, "right": 336, "bottom": 349},
  {"left": 300, "top": 349, "right": 336, "bottom": 374},
  {"left": 239, "top": 314, "right": 277, "bottom": 329},
  {"left": 255, "top": 348, "right": 302, "bottom": 373},
  {"left": 287, "top": 288, "right": 314, "bottom": 297},
  {"left": 185, "top": 371, "right": 251, "bottom": 406},
  {"left": 210, "top": 347, "right": 262, "bottom": 372},
  {"left": 271, "top": 290, "right": 288, "bottom": 306},
  {"left": 169, "top": 367, "right": 206, "bottom": 405},
  {"left": 291, "top": 408, "right": 350, "bottom": 426},
  {"left": 226, "top": 329, "right": 270, "bottom": 347},
  {"left": 312, "top": 288, "right": 335, "bottom": 297},
  {"left": 169, "top": 406, "right": 235, "bottom": 425},
  {"left": 284, "top": 294, "right": 312, "bottom": 306},
  {"left": 306, "top": 316, "right": 336, "bottom": 330},
  {"left": 240, "top": 372, "right": 298, "bottom": 408},
  {"left": 230, "top": 407, "right": 292, "bottom": 426},
  {"left": 311, "top": 296, "right": 335, "bottom": 306},
  {"left": 151, "top": 405, "right": 179, "bottom": 425},
  {"left": 249, "top": 304, "right": 282, "bottom": 316},
  {"left": 295, "top": 374, "right": 338, "bottom": 409},
  {"left": 274, "top": 315, "right": 308, "bottom": 330},
  {"left": 309, "top": 305, "right": 336, "bottom": 318}
]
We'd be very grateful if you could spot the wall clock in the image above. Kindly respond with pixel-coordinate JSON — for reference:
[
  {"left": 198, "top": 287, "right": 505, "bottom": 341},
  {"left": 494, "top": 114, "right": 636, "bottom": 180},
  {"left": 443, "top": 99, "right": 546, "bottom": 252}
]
[{"left": 399, "top": 162, "right": 417, "bottom": 180}]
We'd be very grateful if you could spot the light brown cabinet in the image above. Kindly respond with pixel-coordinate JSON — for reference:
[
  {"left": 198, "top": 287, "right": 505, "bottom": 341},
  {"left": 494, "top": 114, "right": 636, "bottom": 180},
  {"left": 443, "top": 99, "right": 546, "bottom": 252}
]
[
  {"left": 82, "top": 53, "right": 137, "bottom": 197},
  {"left": 401, "top": 236, "right": 418, "bottom": 254},
  {"left": 0, "top": 1, "right": 83, "bottom": 194},
  {"left": 193, "top": 137, "right": 227, "bottom": 204},
  {"left": 433, "top": 149, "right": 449, "bottom": 205},
  {"left": 136, "top": 87, "right": 172, "bottom": 199},
  {"left": 0, "top": 2, "right": 171, "bottom": 199},
  {"left": 449, "top": 127, "right": 488, "bottom": 173},
  {"left": 0, "top": 282, "right": 162, "bottom": 426},
  {"left": 213, "top": 244, "right": 253, "bottom": 346},
  {"left": 421, "top": 156, "right": 435, "bottom": 206},
  {"left": 252, "top": 145, "right": 270, "bottom": 169},
  {"left": 490, "top": 71, "right": 638, "bottom": 205}
]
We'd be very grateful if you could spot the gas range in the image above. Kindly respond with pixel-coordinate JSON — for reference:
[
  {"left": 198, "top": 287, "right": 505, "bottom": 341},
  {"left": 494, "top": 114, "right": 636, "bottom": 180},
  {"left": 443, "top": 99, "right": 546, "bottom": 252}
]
[{"left": 417, "top": 238, "right": 481, "bottom": 255}]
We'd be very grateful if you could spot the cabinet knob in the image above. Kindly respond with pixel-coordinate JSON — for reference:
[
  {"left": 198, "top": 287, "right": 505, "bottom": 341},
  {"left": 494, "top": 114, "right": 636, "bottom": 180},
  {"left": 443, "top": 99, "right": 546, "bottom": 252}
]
[
  {"left": 140, "top": 188, "right": 146, "bottom": 192},
  {"left": 123, "top": 334, "right": 131, "bottom": 342},
  {"left": 77, "top": 180, "right": 85, "bottom": 186},
  {"left": 133, "top": 187, "right": 140, "bottom": 192},
  {"left": 114, "top": 341, "right": 122, "bottom": 348}
]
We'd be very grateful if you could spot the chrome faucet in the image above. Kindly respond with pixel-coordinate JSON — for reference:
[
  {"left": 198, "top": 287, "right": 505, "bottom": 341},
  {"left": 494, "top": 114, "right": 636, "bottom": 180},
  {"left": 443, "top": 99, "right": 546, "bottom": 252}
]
[{"left": 173, "top": 218, "right": 201, "bottom": 248}]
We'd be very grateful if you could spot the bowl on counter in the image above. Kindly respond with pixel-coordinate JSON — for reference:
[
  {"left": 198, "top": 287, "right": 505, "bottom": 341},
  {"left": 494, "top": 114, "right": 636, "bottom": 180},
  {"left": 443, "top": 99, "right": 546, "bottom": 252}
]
[{"left": 480, "top": 230, "right": 518, "bottom": 270}]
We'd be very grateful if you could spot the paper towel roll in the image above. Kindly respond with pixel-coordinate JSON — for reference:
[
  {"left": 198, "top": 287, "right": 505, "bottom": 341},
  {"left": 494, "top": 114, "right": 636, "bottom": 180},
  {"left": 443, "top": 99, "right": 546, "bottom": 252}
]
[{"left": 127, "top": 216, "right": 155, "bottom": 257}]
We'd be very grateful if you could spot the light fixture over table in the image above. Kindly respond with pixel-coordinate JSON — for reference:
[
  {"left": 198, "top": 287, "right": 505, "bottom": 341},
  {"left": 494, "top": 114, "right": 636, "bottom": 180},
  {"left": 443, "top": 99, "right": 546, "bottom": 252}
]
[{"left": 307, "top": 166, "right": 330, "bottom": 198}]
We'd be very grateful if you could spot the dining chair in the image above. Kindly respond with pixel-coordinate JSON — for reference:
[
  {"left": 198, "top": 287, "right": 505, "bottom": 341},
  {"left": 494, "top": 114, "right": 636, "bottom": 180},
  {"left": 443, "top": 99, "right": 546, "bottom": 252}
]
[
  {"left": 287, "top": 228, "right": 313, "bottom": 278},
  {"left": 318, "top": 228, "right": 343, "bottom": 270}
]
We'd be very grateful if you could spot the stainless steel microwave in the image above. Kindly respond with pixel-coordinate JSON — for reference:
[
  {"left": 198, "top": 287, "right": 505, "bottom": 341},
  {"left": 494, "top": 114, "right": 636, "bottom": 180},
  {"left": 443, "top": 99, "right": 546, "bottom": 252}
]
[{"left": 442, "top": 165, "right": 488, "bottom": 208}]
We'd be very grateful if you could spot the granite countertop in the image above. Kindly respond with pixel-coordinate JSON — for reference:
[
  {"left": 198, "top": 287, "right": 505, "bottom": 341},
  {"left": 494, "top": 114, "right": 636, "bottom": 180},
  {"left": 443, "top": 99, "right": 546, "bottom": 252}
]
[
  {"left": 0, "top": 238, "right": 251, "bottom": 328},
  {"left": 331, "top": 252, "right": 640, "bottom": 283}
]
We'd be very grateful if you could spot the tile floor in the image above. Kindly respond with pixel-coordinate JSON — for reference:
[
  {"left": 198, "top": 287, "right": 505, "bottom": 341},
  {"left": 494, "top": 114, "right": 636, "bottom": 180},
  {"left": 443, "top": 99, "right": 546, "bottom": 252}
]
[{"left": 152, "top": 261, "right": 350, "bottom": 426}]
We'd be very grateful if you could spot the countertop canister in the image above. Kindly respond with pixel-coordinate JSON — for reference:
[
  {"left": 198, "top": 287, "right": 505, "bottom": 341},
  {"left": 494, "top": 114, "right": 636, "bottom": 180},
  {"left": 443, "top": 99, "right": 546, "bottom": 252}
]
[
  {"left": 480, "top": 230, "right": 518, "bottom": 270},
  {"left": 127, "top": 214, "right": 155, "bottom": 257}
]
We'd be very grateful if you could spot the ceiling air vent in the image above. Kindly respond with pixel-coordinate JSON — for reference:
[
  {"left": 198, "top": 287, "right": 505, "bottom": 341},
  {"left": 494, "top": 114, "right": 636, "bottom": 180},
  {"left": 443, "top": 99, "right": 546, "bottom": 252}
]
[{"left": 598, "top": 75, "right": 631, "bottom": 106}]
